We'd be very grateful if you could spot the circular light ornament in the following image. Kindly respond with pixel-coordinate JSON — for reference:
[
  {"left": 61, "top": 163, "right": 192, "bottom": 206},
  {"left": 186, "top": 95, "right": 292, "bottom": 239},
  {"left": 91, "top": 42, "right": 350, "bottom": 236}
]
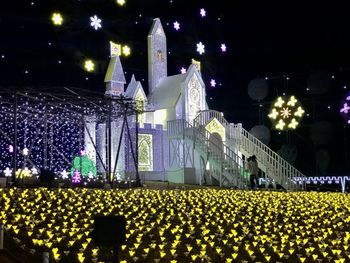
[
  {"left": 339, "top": 93, "right": 350, "bottom": 125},
  {"left": 268, "top": 95, "right": 305, "bottom": 131}
]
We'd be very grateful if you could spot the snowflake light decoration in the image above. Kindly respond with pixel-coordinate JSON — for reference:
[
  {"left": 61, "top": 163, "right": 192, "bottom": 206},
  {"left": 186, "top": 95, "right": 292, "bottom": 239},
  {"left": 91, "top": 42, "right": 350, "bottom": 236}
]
[
  {"left": 173, "top": 21, "right": 180, "bottom": 31},
  {"left": 196, "top": 42, "right": 205, "bottom": 55},
  {"left": 220, "top": 44, "right": 227, "bottom": 52},
  {"left": 51, "top": 12, "right": 63, "bottom": 26},
  {"left": 268, "top": 95, "right": 305, "bottom": 130},
  {"left": 116, "top": 0, "right": 126, "bottom": 6},
  {"left": 3, "top": 167, "right": 12, "bottom": 177},
  {"left": 84, "top": 59, "right": 95, "bottom": 72},
  {"left": 60, "top": 170, "right": 69, "bottom": 179},
  {"left": 122, "top": 45, "right": 131, "bottom": 56},
  {"left": 90, "top": 15, "right": 102, "bottom": 30},
  {"left": 340, "top": 93, "right": 350, "bottom": 124}
]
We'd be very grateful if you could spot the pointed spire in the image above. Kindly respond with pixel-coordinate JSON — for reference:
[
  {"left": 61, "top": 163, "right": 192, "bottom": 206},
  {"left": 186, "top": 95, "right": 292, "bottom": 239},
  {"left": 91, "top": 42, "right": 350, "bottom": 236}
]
[
  {"left": 104, "top": 55, "right": 126, "bottom": 96},
  {"left": 125, "top": 74, "right": 141, "bottom": 98},
  {"left": 149, "top": 18, "right": 165, "bottom": 36},
  {"left": 148, "top": 18, "right": 167, "bottom": 94},
  {"left": 130, "top": 74, "right": 137, "bottom": 85}
]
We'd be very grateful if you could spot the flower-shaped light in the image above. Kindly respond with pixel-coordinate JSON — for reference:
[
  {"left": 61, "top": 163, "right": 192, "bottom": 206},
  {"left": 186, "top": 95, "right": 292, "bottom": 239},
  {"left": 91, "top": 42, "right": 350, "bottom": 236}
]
[{"left": 268, "top": 95, "right": 305, "bottom": 130}]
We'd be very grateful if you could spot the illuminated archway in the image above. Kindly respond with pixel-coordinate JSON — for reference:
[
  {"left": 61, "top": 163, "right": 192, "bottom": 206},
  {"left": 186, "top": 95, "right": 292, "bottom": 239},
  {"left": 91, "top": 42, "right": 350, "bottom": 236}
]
[{"left": 205, "top": 118, "right": 226, "bottom": 142}]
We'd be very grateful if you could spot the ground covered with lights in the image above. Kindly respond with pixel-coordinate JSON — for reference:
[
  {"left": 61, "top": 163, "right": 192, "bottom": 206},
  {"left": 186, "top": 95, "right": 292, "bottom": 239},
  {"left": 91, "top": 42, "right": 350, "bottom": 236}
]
[{"left": 1, "top": 188, "right": 350, "bottom": 263}]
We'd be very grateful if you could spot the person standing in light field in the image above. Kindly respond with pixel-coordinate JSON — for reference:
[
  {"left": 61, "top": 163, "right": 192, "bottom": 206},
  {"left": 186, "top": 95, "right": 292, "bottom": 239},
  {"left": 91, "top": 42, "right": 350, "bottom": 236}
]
[{"left": 247, "top": 155, "right": 259, "bottom": 189}]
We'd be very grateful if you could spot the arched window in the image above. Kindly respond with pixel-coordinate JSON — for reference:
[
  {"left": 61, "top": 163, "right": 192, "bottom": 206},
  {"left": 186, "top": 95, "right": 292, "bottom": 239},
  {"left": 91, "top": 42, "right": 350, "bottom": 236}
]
[
  {"left": 157, "top": 50, "right": 163, "bottom": 62},
  {"left": 138, "top": 134, "right": 153, "bottom": 171}
]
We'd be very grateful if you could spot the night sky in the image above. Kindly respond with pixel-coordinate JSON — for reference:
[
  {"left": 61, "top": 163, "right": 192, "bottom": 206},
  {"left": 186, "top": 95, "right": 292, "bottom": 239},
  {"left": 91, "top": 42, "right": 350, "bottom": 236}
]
[{"left": 1, "top": 0, "right": 350, "bottom": 177}]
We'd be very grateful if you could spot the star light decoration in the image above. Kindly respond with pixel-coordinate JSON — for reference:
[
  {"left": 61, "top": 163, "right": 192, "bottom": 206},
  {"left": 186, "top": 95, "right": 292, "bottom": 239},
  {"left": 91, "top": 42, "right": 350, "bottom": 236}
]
[
  {"left": 196, "top": 42, "right": 205, "bottom": 55},
  {"left": 200, "top": 8, "right": 206, "bottom": 17},
  {"left": 90, "top": 15, "right": 102, "bottom": 30},
  {"left": 180, "top": 67, "right": 187, "bottom": 74},
  {"left": 268, "top": 95, "right": 305, "bottom": 130},
  {"left": 340, "top": 94, "right": 350, "bottom": 124},
  {"left": 210, "top": 79, "right": 216, "bottom": 87}
]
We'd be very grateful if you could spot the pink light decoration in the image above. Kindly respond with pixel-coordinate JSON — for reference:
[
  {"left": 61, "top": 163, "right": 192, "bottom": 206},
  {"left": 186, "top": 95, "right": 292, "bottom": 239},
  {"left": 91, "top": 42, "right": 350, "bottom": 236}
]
[
  {"left": 340, "top": 103, "right": 350, "bottom": 114},
  {"left": 180, "top": 67, "right": 186, "bottom": 74},
  {"left": 200, "top": 8, "right": 206, "bottom": 17},
  {"left": 72, "top": 170, "right": 81, "bottom": 184},
  {"left": 340, "top": 93, "right": 350, "bottom": 125},
  {"left": 210, "top": 79, "right": 216, "bottom": 87},
  {"left": 80, "top": 149, "right": 86, "bottom": 156}
]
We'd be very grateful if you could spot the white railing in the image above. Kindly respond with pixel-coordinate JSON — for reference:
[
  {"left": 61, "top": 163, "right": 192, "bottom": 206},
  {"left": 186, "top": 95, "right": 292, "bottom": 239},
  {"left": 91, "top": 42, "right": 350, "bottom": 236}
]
[
  {"left": 193, "top": 110, "right": 306, "bottom": 191},
  {"left": 167, "top": 119, "right": 247, "bottom": 188},
  {"left": 231, "top": 126, "right": 306, "bottom": 191},
  {"left": 194, "top": 110, "right": 229, "bottom": 129}
]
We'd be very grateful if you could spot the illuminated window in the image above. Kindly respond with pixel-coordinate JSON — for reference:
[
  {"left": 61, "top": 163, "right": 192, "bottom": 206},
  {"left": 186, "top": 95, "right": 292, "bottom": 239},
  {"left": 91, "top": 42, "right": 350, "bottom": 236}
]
[
  {"left": 135, "top": 89, "right": 145, "bottom": 126},
  {"left": 138, "top": 134, "right": 153, "bottom": 171},
  {"left": 157, "top": 50, "right": 163, "bottom": 62}
]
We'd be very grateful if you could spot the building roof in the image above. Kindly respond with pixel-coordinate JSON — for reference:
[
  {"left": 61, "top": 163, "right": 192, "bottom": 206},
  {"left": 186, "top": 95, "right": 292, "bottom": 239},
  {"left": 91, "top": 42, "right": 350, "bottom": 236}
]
[
  {"left": 148, "top": 73, "right": 187, "bottom": 109},
  {"left": 125, "top": 74, "right": 147, "bottom": 100},
  {"left": 147, "top": 64, "right": 205, "bottom": 110},
  {"left": 104, "top": 56, "right": 126, "bottom": 84}
]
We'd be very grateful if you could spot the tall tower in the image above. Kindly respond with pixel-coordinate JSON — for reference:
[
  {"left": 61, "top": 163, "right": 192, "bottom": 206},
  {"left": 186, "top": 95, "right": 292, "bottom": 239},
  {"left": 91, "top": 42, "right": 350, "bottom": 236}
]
[{"left": 148, "top": 18, "right": 167, "bottom": 94}]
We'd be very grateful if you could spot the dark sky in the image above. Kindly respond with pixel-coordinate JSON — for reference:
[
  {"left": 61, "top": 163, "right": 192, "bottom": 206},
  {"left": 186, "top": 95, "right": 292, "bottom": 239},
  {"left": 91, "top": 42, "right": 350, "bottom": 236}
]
[{"left": 1, "top": 0, "right": 350, "bottom": 176}]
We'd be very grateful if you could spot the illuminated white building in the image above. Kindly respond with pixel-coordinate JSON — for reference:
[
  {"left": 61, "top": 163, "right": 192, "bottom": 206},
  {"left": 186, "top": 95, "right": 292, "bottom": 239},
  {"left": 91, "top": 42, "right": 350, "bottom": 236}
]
[{"left": 86, "top": 18, "right": 305, "bottom": 189}]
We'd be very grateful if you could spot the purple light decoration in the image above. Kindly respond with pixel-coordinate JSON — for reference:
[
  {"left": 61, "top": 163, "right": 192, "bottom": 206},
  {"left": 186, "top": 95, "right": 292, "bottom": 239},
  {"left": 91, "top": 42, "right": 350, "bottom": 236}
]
[
  {"left": 173, "top": 21, "right": 180, "bottom": 31},
  {"left": 72, "top": 170, "right": 81, "bottom": 184},
  {"left": 200, "top": 8, "right": 206, "bottom": 17},
  {"left": 210, "top": 79, "right": 216, "bottom": 87},
  {"left": 180, "top": 67, "right": 186, "bottom": 74},
  {"left": 220, "top": 44, "right": 227, "bottom": 52},
  {"left": 340, "top": 103, "right": 350, "bottom": 114},
  {"left": 80, "top": 149, "right": 86, "bottom": 156},
  {"left": 340, "top": 92, "right": 350, "bottom": 125},
  {"left": 8, "top": 145, "right": 14, "bottom": 153}
]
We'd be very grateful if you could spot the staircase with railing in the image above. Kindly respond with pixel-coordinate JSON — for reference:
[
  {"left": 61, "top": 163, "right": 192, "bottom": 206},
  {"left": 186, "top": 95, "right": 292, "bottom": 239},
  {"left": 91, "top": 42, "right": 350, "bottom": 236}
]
[
  {"left": 194, "top": 110, "right": 306, "bottom": 191},
  {"left": 167, "top": 119, "right": 248, "bottom": 188}
]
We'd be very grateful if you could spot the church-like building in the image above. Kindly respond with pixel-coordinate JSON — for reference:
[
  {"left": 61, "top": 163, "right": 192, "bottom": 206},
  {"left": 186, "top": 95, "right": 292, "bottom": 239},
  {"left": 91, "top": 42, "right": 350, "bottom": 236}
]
[{"left": 84, "top": 18, "right": 304, "bottom": 190}]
